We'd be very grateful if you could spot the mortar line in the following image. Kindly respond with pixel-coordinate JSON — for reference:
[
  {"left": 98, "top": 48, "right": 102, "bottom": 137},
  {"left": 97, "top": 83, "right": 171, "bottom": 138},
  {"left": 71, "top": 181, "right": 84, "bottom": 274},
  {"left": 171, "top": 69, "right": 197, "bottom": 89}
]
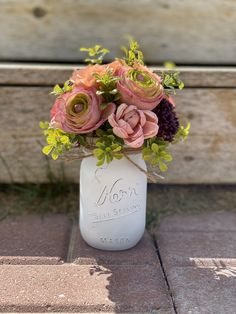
[
  {"left": 152, "top": 234, "right": 178, "bottom": 314},
  {"left": 66, "top": 219, "right": 78, "bottom": 263}
]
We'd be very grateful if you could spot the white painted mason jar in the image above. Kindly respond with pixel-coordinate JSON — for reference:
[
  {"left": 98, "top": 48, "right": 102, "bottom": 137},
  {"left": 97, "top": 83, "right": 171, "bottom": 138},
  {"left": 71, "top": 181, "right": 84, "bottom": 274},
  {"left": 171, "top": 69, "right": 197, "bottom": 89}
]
[{"left": 79, "top": 153, "right": 147, "bottom": 251}]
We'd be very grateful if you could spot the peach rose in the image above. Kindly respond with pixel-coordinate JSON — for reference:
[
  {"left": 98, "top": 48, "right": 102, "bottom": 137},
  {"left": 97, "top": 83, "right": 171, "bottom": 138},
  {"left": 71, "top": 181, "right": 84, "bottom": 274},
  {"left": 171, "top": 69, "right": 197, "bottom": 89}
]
[
  {"left": 117, "top": 62, "right": 164, "bottom": 110},
  {"left": 108, "top": 103, "right": 159, "bottom": 148},
  {"left": 50, "top": 86, "right": 115, "bottom": 134},
  {"left": 71, "top": 60, "right": 123, "bottom": 88},
  {"left": 71, "top": 64, "right": 106, "bottom": 88}
]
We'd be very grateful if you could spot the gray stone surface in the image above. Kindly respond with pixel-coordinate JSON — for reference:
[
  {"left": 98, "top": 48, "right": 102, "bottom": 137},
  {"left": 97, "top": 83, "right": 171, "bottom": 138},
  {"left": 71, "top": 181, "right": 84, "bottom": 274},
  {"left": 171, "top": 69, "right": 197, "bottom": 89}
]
[
  {"left": 0, "top": 215, "right": 71, "bottom": 264},
  {"left": 158, "top": 211, "right": 236, "bottom": 232},
  {"left": 155, "top": 212, "right": 236, "bottom": 314},
  {"left": 157, "top": 231, "right": 236, "bottom": 267},
  {"left": 0, "top": 264, "right": 174, "bottom": 313},
  {"left": 168, "top": 266, "right": 236, "bottom": 314}
]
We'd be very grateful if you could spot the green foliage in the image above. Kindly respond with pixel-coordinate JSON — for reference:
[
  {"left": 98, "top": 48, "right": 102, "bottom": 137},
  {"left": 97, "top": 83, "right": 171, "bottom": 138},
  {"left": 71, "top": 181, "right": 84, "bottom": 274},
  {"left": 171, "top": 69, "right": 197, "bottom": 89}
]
[
  {"left": 51, "top": 80, "right": 74, "bottom": 96},
  {"left": 173, "top": 123, "right": 191, "bottom": 143},
  {"left": 121, "top": 38, "right": 144, "bottom": 66},
  {"left": 80, "top": 45, "right": 110, "bottom": 64},
  {"left": 142, "top": 137, "right": 173, "bottom": 172},
  {"left": 40, "top": 121, "right": 77, "bottom": 160},
  {"left": 161, "top": 71, "right": 184, "bottom": 94},
  {"left": 94, "top": 70, "right": 120, "bottom": 106},
  {"left": 93, "top": 129, "right": 124, "bottom": 166},
  {"left": 163, "top": 61, "right": 176, "bottom": 69}
]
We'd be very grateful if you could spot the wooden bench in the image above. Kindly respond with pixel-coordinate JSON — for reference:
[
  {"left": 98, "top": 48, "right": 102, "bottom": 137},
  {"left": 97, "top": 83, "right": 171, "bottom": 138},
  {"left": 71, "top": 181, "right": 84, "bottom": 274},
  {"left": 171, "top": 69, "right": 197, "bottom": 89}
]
[
  {"left": 0, "top": 1, "right": 235, "bottom": 184},
  {"left": 1, "top": 64, "right": 235, "bottom": 184}
]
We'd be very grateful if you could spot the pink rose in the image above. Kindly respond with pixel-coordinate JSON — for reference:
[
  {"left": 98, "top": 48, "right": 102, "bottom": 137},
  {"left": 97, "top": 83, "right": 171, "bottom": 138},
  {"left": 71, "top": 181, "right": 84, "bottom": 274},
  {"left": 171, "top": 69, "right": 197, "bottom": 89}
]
[
  {"left": 108, "top": 103, "right": 159, "bottom": 148},
  {"left": 50, "top": 86, "right": 115, "bottom": 134},
  {"left": 117, "top": 63, "right": 164, "bottom": 110}
]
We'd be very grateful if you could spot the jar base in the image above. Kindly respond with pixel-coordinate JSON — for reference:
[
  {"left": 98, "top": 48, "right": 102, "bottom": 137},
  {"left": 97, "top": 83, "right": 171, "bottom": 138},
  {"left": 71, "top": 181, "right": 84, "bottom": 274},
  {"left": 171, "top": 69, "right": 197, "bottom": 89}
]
[{"left": 80, "top": 228, "right": 145, "bottom": 251}]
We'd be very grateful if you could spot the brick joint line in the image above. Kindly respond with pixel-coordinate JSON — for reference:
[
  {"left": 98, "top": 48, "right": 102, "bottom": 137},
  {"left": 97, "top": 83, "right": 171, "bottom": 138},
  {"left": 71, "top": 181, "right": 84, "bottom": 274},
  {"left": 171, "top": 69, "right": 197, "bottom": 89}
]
[
  {"left": 152, "top": 234, "right": 178, "bottom": 314},
  {"left": 66, "top": 219, "right": 78, "bottom": 263}
]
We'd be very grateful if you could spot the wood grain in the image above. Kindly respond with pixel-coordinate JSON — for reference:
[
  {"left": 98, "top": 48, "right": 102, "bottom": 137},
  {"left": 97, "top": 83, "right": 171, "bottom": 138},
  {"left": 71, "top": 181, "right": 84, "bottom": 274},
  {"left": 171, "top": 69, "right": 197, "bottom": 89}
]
[
  {"left": 0, "top": 0, "right": 235, "bottom": 64},
  {"left": 0, "top": 64, "right": 236, "bottom": 87},
  {"left": 0, "top": 86, "right": 235, "bottom": 183}
]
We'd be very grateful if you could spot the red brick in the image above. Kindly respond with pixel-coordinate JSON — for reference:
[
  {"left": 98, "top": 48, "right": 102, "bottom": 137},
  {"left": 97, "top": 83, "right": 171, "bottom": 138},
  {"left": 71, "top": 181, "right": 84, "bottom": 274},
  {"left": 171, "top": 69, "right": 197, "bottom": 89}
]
[
  {"left": 0, "top": 215, "right": 71, "bottom": 264},
  {"left": 0, "top": 264, "right": 174, "bottom": 313}
]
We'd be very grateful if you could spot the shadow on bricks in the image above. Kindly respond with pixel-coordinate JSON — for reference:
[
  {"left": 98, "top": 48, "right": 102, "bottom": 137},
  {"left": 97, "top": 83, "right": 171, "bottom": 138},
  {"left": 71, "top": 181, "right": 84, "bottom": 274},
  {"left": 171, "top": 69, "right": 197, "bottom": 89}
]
[{"left": 0, "top": 214, "right": 174, "bottom": 313}]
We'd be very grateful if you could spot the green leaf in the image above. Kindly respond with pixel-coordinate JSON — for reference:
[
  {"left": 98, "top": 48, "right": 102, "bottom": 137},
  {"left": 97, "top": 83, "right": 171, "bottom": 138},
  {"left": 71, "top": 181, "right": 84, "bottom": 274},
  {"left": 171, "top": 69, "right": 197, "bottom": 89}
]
[
  {"left": 159, "top": 161, "right": 168, "bottom": 172},
  {"left": 106, "top": 153, "right": 113, "bottom": 164},
  {"left": 63, "top": 80, "right": 73, "bottom": 92},
  {"left": 93, "top": 148, "right": 104, "bottom": 158},
  {"left": 161, "top": 71, "right": 184, "bottom": 92},
  {"left": 80, "top": 45, "right": 110, "bottom": 64},
  {"left": 160, "top": 151, "right": 173, "bottom": 162},
  {"left": 112, "top": 146, "right": 122, "bottom": 152},
  {"left": 164, "top": 61, "right": 176, "bottom": 69},
  {"left": 151, "top": 143, "right": 159, "bottom": 153},
  {"left": 142, "top": 147, "right": 151, "bottom": 156},
  {"left": 114, "top": 153, "right": 123, "bottom": 160},
  {"left": 179, "top": 81, "right": 185, "bottom": 89},
  {"left": 42, "top": 145, "right": 53, "bottom": 155},
  {"left": 60, "top": 136, "right": 69, "bottom": 144},
  {"left": 121, "top": 38, "right": 144, "bottom": 66},
  {"left": 96, "top": 129, "right": 105, "bottom": 137},
  {"left": 96, "top": 159, "right": 105, "bottom": 167},
  {"left": 51, "top": 151, "right": 59, "bottom": 160},
  {"left": 39, "top": 121, "right": 49, "bottom": 129},
  {"left": 143, "top": 154, "right": 152, "bottom": 162},
  {"left": 51, "top": 84, "right": 63, "bottom": 96},
  {"left": 46, "top": 135, "right": 56, "bottom": 145}
]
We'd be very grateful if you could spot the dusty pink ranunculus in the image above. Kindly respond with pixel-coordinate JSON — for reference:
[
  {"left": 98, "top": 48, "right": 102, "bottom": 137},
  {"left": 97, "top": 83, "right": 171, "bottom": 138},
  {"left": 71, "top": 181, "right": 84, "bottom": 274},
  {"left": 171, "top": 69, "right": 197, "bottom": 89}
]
[
  {"left": 108, "top": 103, "right": 159, "bottom": 148},
  {"left": 50, "top": 86, "right": 115, "bottom": 134},
  {"left": 117, "top": 62, "right": 164, "bottom": 110}
]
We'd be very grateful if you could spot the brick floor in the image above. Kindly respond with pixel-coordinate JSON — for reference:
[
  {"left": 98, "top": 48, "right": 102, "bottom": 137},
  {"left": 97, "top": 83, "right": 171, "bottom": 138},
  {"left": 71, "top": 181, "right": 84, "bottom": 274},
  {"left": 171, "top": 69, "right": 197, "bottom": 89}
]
[
  {"left": 154, "top": 211, "right": 236, "bottom": 314},
  {"left": 0, "top": 215, "right": 71, "bottom": 264},
  {"left": 0, "top": 215, "right": 174, "bottom": 313},
  {"left": 1, "top": 212, "right": 236, "bottom": 313}
]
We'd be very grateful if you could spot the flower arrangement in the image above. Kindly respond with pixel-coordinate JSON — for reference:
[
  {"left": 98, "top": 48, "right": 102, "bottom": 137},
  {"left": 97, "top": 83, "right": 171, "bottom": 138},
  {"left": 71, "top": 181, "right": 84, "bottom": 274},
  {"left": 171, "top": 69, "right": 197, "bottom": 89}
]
[{"left": 40, "top": 40, "right": 190, "bottom": 180}]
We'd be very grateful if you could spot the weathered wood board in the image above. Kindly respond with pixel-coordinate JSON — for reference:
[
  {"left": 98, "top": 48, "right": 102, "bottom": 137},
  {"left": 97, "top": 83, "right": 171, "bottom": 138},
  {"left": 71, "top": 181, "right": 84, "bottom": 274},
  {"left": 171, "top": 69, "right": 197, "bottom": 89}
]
[
  {"left": 0, "top": 65, "right": 235, "bottom": 184},
  {"left": 0, "top": 0, "right": 235, "bottom": 64}
]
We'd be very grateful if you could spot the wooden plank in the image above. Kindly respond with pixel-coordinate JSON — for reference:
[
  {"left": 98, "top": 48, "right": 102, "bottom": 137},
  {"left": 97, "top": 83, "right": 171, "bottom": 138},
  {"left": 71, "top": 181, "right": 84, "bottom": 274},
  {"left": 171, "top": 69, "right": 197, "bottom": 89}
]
[
  {"left": 0, "top": 1, "right": 236, "bottom": 64},
  {"left": 0, "top": 86, "right": 236, "bottom": 183},
  {"left": 0, "top": 64, "right": 236, "bottom": 87}
]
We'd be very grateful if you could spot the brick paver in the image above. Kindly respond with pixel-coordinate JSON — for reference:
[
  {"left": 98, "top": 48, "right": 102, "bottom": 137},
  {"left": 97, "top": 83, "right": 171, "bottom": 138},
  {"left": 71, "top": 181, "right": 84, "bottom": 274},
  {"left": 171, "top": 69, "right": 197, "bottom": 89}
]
[
  {"left": 0, "top": 215, "right": 174, "bottom": 313},
  {"left": 0, "top": 264, "right": 173, "bottom": 313},
  {"left": 0, "top": 215, "right": 71, "bottom": 264},
  {"left": 154, "top": 212, "right": 236, "bottom": 314}
]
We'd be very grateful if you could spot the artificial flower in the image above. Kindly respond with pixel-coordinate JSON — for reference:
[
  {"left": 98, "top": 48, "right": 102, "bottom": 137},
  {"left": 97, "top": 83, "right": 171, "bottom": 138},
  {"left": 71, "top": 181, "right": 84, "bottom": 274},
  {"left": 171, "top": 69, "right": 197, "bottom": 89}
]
[
  {"left": 50, "top": 86, "right": 115, "bottom": 134},
  {"left": 117, "top": 62, "right": 164, "bottom": 110},
  {"left": 108, "top": 103, "right": 159, "bottom": 148}
]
